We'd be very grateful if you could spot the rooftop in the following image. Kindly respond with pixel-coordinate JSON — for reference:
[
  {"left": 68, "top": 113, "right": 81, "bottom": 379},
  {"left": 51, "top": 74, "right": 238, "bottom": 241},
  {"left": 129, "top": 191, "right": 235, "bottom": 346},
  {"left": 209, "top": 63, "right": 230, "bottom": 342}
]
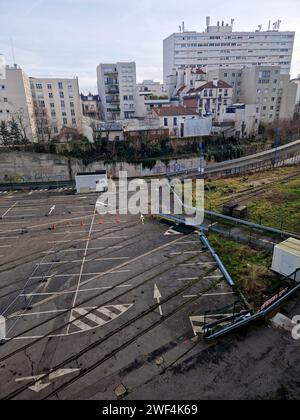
[
  {"left": 152, "top": 106, "right": 199, "bottom": 117},
  {"left": 276, "top": 238, "right": 300, "bottom": 257},
  {"left": 186, "top": 80, "right": 232, "bottom": 94}
]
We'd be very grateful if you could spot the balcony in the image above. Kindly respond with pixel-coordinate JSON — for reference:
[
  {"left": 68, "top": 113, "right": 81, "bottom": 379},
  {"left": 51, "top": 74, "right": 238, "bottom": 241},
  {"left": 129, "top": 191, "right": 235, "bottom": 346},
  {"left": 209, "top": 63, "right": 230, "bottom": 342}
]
[{"left": 105, "top": 88, "right": 119, "bottom": 95}]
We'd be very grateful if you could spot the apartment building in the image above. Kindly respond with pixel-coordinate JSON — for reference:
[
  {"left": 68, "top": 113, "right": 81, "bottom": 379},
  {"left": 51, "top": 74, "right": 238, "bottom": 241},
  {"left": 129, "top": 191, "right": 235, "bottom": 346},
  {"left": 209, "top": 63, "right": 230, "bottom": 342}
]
[
  {"left": 0, "top": 64, "right": 37, "bottom": 143},
  {"left": 30, "top": 77, "right": 82, "bottom": 141},
  {"left": 0, "top": 54, "right": 5, "bottom": 79},
  {"left": 206, "top": 68, "right": 243, "bottom": 101},
  {"left": 137, "top": 80, "right": 165, "bottom": 97},
  {"left": 166, "top": 66, "right": 207, "bottom": 99},
  {"left": 81, "top": 93, "right": 102, "bottom": 120},
  {"left": 240, "top": 66, "right": 297, "bottom": 123},
  {"left": 97, "top": 62, "right": 137, "bottom": 121},
  {"left": 183, "top": 79, "right": 234, "bottom": 120},
  {"left": 163, "top": 17, "right": 295, "bottom": 84}
]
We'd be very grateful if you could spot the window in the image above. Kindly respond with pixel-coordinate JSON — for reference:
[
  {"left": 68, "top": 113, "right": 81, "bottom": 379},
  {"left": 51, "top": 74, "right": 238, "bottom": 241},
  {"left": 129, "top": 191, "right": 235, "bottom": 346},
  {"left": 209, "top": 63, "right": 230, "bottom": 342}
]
[
  {"left": 1, "top": 85, "right": 5, "bottom": 90},
  {"left": 3, "top": 98, "right": 8, "bottom": 102},
  {"left": 164, "top": 118, "right": 168, "bottom": 127},
  {"left": 70, "top": 102, "right": 74, "bottom": 108},
  {"left": 71, "top": 109, "right": 75, "bottom": 116},
  {"left": 173, "top": 117, "right": 177, "bottom": 126},
  {"left": 68, "top": 84, "right": 73, "bottom": 90},
  {"left": 51, "top": 111, "right": 56, "bottom": 117},
  {"left": 36, "top": 84, "right": 43, "bottom": 89},
  {"left": 63, "top": 118, "right": 68, "bottom": 125},
  {"left": 59, "top": 91, "right": 64, "bottom": 98},
  {"left": 58, "top": 82, "right": 63, "bottom": 90},
  {"left": 62, "top": 112, "right": 67, "bottom": 117},
  {"left": 49, "top": 93, "right": 53, "bottom": 99},
  {"left": 72, "top": 118, "right": 76, "bottom": 125},
  {"left": 53, "top": 127, "right": 58, "bottom": 134},
  {"left": 50, "top": 103, "right": 55, "bottom": 108},
  {"left": 47, "top": 84, "right": 52, "bottom": 90},
  {"left": 61, "top": 100, "right": 65, "bottom": 108},
  {"left": 123, "top": 95, "right": 128, "bottom": 100}
]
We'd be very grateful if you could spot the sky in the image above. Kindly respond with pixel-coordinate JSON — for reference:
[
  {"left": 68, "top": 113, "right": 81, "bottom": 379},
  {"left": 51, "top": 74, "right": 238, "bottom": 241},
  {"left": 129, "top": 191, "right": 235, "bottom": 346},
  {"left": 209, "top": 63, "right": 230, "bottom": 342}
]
[{"left": 0, "top": 0, "right": 299, "bottom": 93}]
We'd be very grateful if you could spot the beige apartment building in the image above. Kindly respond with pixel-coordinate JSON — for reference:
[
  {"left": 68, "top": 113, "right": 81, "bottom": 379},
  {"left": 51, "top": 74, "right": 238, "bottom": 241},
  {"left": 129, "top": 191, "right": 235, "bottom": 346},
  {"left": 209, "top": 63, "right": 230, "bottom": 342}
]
[
  {"left": 240, "top": 66, "right": 297, "bottom": 124},
  {"left": 30, "top": 77, "right": 82, "bottom": 141},
  {"left": 0, "top": 65, "right": 37, "bottom": 143}
]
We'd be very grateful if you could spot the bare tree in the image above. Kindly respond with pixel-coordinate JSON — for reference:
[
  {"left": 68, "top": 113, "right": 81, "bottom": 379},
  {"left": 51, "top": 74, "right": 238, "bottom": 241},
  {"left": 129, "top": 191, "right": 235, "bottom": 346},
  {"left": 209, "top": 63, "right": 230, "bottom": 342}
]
[{"left": 34, "top": 107, "right": 55, "bottom": 144}]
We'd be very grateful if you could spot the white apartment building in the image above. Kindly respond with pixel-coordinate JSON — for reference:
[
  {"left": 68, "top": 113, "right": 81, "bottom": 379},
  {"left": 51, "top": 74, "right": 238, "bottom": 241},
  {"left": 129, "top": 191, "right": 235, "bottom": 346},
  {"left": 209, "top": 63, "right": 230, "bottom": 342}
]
[
  {"left": 0, "top": 54, "right": 5, "bottom": 79},
  {"left": 137, "top": 80, "right": 165, "bottom": 97},
  {"left": 166, "top": 66, "right": 207, "bottom": 99},
  {"left": 163, "top": 17, "right": 295, "bottom": 85},
  {"left": 292, "top": 75, "right": 300, "bottom": 105},
  {"left": 183, "top": 79, "right": 234, "bottom": 120},
  {"left": 221, "top": 104, "right": 261, "bottom": 137},
  {"left": 30, "top": 77, "right": 82, "bottom": 141},
  {"left": 0, "top": 64, "right": 37, "bottom": 143},
  {"left": 97, "top": 62, "right": 137, "bottom": 121},
  {"left": 240, "top": 66, "right": 297, "bottom": 123}
]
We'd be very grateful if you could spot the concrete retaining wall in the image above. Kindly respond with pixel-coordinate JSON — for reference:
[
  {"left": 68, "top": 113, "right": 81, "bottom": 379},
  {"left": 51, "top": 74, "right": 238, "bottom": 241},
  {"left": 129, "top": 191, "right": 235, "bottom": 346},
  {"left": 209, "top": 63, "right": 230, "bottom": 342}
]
[{"left": 0, "top": 152, "right": 201, "bottom": 182}]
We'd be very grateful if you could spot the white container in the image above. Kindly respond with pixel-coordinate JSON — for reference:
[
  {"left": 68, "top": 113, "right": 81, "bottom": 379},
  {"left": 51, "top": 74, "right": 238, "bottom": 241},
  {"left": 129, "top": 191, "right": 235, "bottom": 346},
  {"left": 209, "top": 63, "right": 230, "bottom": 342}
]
[
  {"left": 272, "top": 238, "right": 300, "bottom": 282},
  {"left": 75, "top": 171, "right": 108, "bottom": 194}
]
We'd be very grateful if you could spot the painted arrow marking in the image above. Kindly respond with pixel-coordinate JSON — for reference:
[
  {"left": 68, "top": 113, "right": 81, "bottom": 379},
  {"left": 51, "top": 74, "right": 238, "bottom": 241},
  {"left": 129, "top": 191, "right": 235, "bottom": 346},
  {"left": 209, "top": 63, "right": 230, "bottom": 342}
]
[
  {"left": 49, "top": 205, "right": 56, "bottom": 216},
  {"left": 164, "top": 227, "right": 183, "bottom": 236},
  {"left": 154, "top": 284, "right": 163, "bottom": 317},
  {"left": 15, "top": 368, "right": 80, "bottom": 393}
]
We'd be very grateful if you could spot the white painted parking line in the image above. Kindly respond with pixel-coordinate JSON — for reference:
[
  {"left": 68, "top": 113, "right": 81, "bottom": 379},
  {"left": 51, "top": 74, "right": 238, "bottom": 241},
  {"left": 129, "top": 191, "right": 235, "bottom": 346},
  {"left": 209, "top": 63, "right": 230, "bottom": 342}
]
[
  {"left": 180, "top": 262, "right": 216, "bottom": 267},
  {"left": 37, "top": 257, "right": 130, "bottom": 266},
  {"left": 176, "top": 241, "right": 199, "bottom": 245},
  {"left": 0, "top": 245, "right": 12, "bottom": 248},
  {"left": 29, "top": 270, "right": 131, "bottom": 281},
  {"left": 169, "top": 251, "right": 204, "bottom": 256},
  {"left": 178, "top": 277, "right": 199, "bottom": 281},
  {"left": 67, "top": 206, "right": 97, "bottom": 334},
  {"left": 1, "top": 202, "right": 18, "bottom": 218},
  {"left": 53, "top": 231, "right": 88, "bottom": 235},
  {"left": 0, "top": 236, "right": 20, "bottom": 240},
  {"left": 183, "top": 292, "right": 235, "bottom": 299},
  {"left": 4, "top": 215, "right": 36, "bottom": 218}
]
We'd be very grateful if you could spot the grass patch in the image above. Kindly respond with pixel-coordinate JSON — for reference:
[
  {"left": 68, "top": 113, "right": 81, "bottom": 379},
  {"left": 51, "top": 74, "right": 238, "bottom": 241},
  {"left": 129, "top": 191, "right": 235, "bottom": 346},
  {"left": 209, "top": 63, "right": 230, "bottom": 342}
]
[
  {"left": 204, "top": 166, "right": 300, "bottom": 233},
  {"left": 207, "top": 233, "right": 276, "bottom": 303}
]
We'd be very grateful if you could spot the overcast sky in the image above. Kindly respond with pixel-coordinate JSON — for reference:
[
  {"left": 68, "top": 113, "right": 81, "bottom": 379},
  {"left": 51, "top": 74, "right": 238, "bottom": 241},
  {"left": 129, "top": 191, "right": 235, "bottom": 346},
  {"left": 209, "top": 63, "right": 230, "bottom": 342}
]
[{"left": 0, "top": 0, "right": 299, "bottom": 93}]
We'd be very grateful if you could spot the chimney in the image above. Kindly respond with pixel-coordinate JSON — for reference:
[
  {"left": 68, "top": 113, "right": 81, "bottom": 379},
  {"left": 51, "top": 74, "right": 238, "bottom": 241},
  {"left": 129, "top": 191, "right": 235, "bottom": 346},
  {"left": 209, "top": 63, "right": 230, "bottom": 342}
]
[
  {"left": 213, "top": 79, "right": 219, "bottom": 87},
  {"left": 206, "top": 16, "right": 211, "bottom": 28}
]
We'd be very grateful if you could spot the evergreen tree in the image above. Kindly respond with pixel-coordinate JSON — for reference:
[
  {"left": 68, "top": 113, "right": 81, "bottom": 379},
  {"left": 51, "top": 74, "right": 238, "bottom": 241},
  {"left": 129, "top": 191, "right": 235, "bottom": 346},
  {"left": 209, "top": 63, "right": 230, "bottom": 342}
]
[
  {"left": 9, "top": 118, "right": 22, "bottom": 144},
  {"left": 0, "top": 121, "right": 11, "bottom": 146}
]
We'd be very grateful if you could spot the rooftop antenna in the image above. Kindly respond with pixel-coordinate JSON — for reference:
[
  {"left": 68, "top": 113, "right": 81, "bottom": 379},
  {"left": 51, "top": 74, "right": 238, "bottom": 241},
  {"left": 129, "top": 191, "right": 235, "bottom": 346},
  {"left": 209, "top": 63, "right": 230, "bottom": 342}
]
[
  {"left": 258, "top": 25, "right": 262, "bottom": 31},
  {"left": 268, "top": 20, "right": 271, "bottom": 31},
  {"left": 278, "top": 19, "right": 282, "bottom": 30},
  {"left": 231, "top": 18, "right": 235, "bottom": 28},
  {"left": 179, "top": 25, "right": 182, "bottom": 33},
  {"left": 182, "top": 21, "right": 185, "bottom": 32},
  {"left": 10, "top": 37, "right": 16, "bottom": 66}
]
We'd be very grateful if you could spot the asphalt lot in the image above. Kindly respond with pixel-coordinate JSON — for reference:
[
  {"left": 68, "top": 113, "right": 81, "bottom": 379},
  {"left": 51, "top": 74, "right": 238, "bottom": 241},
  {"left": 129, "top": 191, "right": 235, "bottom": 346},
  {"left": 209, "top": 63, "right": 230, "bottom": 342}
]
[{"left": 0, "top": 188, "right": 299, "bottom": 400}]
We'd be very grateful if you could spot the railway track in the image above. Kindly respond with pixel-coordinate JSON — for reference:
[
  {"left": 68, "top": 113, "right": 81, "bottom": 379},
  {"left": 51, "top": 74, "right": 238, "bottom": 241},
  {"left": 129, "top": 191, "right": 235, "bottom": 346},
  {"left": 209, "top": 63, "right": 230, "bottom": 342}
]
[
  {"left": 2, "top": 267, "right": 225, "bottom": 400},
  {"left": 211, "top": 171, "right": 300, "bottom": 208}
]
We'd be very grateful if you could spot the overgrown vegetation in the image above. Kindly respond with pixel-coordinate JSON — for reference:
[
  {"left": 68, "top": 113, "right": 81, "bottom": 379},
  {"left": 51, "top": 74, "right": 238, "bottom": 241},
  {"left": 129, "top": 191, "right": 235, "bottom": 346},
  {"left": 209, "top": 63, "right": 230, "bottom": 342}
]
[
  {"left": 207, "top": 233, "right": 276, "bottom": 302},
  {"left": 204, "top": 166, "right": 300, "bottom": 233},
  {"left": 0, "top": 119, "right": 30, "bottom": 146}
]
